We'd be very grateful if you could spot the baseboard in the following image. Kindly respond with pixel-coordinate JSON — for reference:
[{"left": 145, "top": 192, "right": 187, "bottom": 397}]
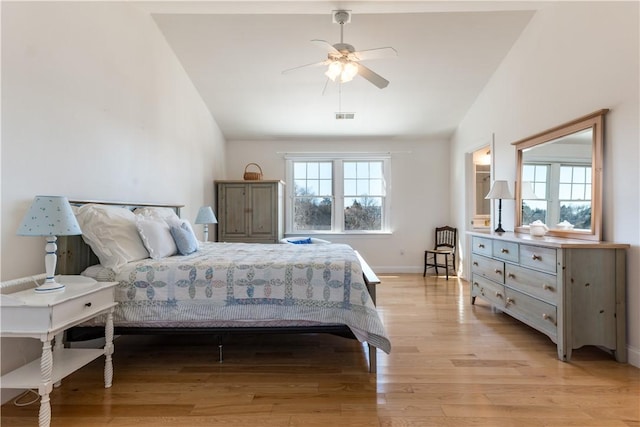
[
  {"left": 369, "top": 266, "right": 464, "bottom": 276},
  {"left": 626, "top": 344, "right": 640, "bottom": 368},
  {"left": 371, "top": 266, "right": 423, "bottom": 274}
]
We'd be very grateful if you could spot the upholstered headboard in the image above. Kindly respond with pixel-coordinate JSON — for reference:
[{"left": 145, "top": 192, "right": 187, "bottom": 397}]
[{"left": 57, "top": 200, "right": 183, "bottom": 275}]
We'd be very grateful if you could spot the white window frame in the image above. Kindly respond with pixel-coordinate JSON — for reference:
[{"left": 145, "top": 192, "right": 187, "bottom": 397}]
[
  {"left": 285, "top": 154, "right": 391, "bottom": 234},
  {"left": 523, "top": 161, "right": 592, "bottom": 226}
]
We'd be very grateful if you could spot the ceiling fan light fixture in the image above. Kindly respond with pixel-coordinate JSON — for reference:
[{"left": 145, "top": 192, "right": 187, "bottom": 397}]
[
  {"left": 340, "top": 61, "right": 358, "bottom": 82},
  {"left": 325, "top": 60, "right": 343, "bottom": 81}
]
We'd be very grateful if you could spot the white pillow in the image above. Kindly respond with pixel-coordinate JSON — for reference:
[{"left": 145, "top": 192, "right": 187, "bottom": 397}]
[
  {"left": 136, "top": 215, "right": 178, "bottom": 260},
  {"left": 133, "top": 207, "right": 180, "bottom": 222},
  {"left": 75, "top": 204, "right": 150, "bottom": 272}
]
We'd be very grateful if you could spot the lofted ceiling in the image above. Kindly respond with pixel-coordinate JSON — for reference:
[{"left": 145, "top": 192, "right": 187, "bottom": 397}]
[{"left": 141, "top": 1, "right": 539, "bottom": 141}]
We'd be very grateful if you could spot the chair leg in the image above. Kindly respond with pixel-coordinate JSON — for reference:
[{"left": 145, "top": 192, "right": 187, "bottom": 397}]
[
  {"left": 433, "top": 253, "right": 439, "bottom": 276},
  {"left": 453, "top": 254, "right": 456, "bottom": 277},
  {"left": 423, "top": 252, "right": 427, "bottom": 277},
  {"left": 445, "top": 254, "right": 449, "bottom": 280}
]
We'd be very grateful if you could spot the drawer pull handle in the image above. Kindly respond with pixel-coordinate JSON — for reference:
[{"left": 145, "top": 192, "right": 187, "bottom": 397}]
[
  {"left": 542, "top": 313, "right": 556, "bottom": 325},
  {"left": 473, "top": 282, "right": 479, "bottom": 287},
  {"left": 542, "top": 284, "right": 552, "bottom": 291},
  {"left": 507, "top": 273, "right": 516, "bottom": 279},
  {"left": 501, "top": 248, "right": 509, "bottom": 254},
  {"left": 478, "top": 244, "right": 485, "bottom": 248},
  {"left": 532, "top": 254, "right": 542, "bottom": 261},
  {"left": 506, "top": 298, "right": 515, "bottom": 305},
  {"left": 473, "top": 262, "right": 479, "bottom": 266},
  {"left": 495, "top": 269, "right": 503, "bottom": 275},
  {"left": 85, "top": 302, "right": 92, "bottom": 308},
  {"left": 495, "top": 291, "right": 503, "bottom": 299}
]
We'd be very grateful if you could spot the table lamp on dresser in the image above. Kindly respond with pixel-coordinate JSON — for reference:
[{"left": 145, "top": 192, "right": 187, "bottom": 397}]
[
  {"left": 485, "top": 180, "right": 513, "bottom": 233},
  {"left": 17, "top": 195, "right": 82, "bottom": 292}
]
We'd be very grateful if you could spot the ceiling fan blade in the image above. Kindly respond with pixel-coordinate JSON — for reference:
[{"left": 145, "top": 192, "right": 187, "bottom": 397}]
[
  {"left": 350, "top": 47, "right": 398, "bottom": 61},
  {"left": 282, "top": 60, "right": 329, "bottom": 74},
  {"left": 311, "top": 39, "right": 341, "bottom": 55},
  {"left": 357, "top": 64, "right": 389, "bottom": 89}
]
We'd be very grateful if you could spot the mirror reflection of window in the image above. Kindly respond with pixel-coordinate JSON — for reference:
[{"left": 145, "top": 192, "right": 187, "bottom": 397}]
[
  {"left": 521, "top": 162, "right": 592, "bottom": 230},
  {"left": 558, "top": 164, "right": 592, "bottom": 229},
  {"left": 522, "top": 164, "right": 549, "bottom": 224}
]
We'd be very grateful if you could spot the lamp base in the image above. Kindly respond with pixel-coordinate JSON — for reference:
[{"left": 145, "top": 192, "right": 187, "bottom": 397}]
[
  {"left": 494, "top": 226, "right": 506, "bottom": 233},
  {"left": 34, "top": 280, "right": 66, "bottom": 293}
]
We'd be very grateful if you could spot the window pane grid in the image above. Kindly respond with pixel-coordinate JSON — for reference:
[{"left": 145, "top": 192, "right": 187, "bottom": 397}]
[
  {"left": 523, "top": 164, "right": 548, "bottom": 199},
  {"left": 559, "top": 165, "right": 591, "bottom": 201},
  {"left": 522, "top": 163, "right": 549, "bottom": 224},
  {"left": 290, "top": 159, "right": 388, "bottom": 233}
]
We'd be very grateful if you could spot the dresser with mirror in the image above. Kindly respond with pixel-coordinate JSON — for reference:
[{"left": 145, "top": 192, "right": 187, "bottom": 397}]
[{"left": 469, "top": 110, "right": 628, "bottom": 363}]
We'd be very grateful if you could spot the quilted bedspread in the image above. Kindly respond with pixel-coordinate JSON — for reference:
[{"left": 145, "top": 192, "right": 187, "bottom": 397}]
[{"left": 97, "top": 242, "right": 390, "bottom": 353}]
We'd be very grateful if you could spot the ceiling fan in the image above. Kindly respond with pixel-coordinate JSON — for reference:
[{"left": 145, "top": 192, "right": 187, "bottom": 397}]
[{"left": 282, "top": 10, "right": 397, "bottom": 89}]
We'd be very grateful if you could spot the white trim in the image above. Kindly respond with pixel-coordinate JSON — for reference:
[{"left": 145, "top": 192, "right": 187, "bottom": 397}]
[
  {"left": 284, "top": 153, "right": 392, "bottom": 160},
  {"left": 627, "top": 345, "right": 640, "bottom": 368}
]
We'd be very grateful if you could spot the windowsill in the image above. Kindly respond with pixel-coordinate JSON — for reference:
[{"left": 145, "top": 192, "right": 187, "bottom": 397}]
[{"left": 285, "top": 231, "right": 393, "bottom": 237}]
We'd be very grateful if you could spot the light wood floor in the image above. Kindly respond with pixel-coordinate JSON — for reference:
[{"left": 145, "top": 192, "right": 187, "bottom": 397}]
[{"left": 2, "top": 274, "right": 639, "bottom": 426}]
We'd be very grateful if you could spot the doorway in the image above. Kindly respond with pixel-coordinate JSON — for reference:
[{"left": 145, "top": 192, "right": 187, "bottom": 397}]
[{"left": 471, "top": 147, "right": 491, "bottom": 229}]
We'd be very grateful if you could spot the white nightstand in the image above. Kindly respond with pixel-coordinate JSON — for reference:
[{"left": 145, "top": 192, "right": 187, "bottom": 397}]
[{"left": 0, "top": 277, "right": 117, "bottom": 427}]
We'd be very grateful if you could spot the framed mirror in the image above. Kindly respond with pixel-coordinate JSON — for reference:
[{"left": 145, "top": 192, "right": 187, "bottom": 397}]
[{"left": 513, "top": 109, "right": 608, "bottom": 241}]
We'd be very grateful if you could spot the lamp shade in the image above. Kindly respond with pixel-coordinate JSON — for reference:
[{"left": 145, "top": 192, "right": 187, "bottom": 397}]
[
  {"left": 195, "top": 206, "right": 217, "bottom": 225},
  {"left": 17, "top": 195, "right": 81, "bottom": 236},
  {"left": 521, "top": 181, "right": 539, "bottom": 200},
  {"left": 485, "top": 180, "right": 514, "bottom": 200}
]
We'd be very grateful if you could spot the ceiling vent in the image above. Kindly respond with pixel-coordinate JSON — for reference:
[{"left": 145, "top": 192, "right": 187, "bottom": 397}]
[{"left": 335, "top": 112, "right": 355, "bottom": 120}]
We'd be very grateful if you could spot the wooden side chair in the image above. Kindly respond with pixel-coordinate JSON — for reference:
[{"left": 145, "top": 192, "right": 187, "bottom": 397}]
[{"left": 423, "top": 226, "right": 457, "bottom": 280}]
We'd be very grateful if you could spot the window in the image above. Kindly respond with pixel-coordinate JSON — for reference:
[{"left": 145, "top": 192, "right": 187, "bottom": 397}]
[
  {"left": 558, "top": 164, "right": 592, "bottom": 229},
  {"left": 521, "top": 162, "right": 591, "bottom": 228},
  {"left": 521, "top": 163, "right": 549, "bottom": 224},
  {"left": 286, "top": 156, "right": 390, "bottom": 233},
  {"left": 292, "top": 161, "right": 333, "bottom": 231}
]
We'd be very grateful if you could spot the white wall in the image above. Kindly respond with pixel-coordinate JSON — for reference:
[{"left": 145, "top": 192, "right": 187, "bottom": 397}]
[
  {"left": 450, "top": 2, "right": 639, "bottom": 366},
  {"left": 225, "top": 138, "right": 450, "bottom": 271},
  {"left": 1, "top": 2, "right": 227, "bottom": 402}
]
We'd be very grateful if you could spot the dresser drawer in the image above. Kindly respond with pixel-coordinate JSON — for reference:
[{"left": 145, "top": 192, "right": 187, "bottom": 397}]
[
  {"left": 519, "top": 244, "right": 557, "bottom": 273},
  {"left": 51, "top": 286, "right": 115, "bottom": 331},
  {"left": 471, "top": 254, "right": 505, "bottom": 284},
  {"left": 492, "top": 240, "right": 519, "bottom": 263},
  {"left": 472, "top": 236, "right": 493, "bottom": 257},
  {"left": 505, "top": 264, "right": 558, "bottom": 304},
  {"left": 472, "top": 274, "right": 506, "bottom": 307},
  {"left": 504, "top": 287, "right": 557, "bottom": 338}
]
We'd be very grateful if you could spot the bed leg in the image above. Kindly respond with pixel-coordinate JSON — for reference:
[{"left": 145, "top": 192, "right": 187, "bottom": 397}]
[
  {"left": 218, "top": 336, "right": 223, "bottom": 363},
  {"left": 368, "top": 343, "right": 377, "bottom": 374}
]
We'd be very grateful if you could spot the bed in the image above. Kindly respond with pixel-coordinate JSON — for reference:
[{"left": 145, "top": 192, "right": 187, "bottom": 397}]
[{"left": 58, "top": 200, "right": 390, "bottom": 373}]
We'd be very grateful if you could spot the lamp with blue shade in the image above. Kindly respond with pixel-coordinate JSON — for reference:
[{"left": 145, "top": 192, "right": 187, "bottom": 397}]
[
  {"left": 17, "top": 196, "right": 82, "bottom": 293},
  {"left": 195, "top": 206, "right": 217, "bottom": 242}
]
